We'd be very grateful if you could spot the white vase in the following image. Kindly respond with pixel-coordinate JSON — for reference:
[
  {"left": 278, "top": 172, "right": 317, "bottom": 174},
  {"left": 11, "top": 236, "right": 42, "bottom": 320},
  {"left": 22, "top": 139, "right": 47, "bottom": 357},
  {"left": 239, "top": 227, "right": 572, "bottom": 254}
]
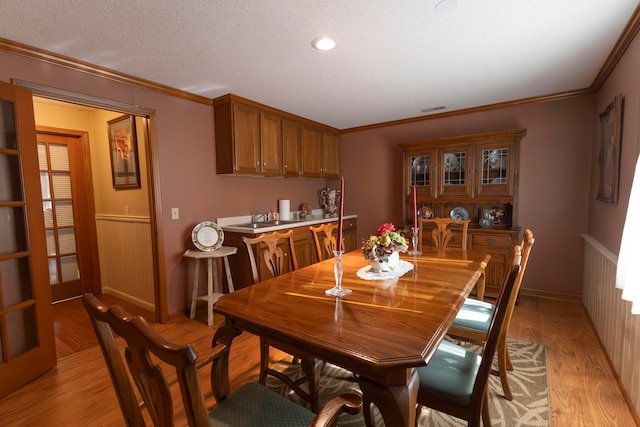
[{"left": 368, "top": 251, "right": 400, "bottom": 272}]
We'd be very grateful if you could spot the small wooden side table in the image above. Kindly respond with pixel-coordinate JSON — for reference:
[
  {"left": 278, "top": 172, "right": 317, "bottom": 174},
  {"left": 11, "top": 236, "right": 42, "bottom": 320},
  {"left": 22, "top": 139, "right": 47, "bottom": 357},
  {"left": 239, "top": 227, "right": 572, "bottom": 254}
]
[{"left": 183, "top": 246, "right": 238, "bottom": 326}]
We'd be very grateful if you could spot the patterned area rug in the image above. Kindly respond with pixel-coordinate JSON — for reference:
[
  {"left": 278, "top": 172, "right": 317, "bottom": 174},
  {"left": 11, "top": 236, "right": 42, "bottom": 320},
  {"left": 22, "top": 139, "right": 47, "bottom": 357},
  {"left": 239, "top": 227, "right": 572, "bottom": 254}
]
[{"left": 264, "top": 337, "right": 549, "bottom": 426}]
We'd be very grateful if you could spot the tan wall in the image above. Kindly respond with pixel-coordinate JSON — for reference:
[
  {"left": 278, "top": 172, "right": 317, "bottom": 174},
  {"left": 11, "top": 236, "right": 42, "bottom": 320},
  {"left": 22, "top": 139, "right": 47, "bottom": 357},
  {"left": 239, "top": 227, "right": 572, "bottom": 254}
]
[
  {"left": 589, "top": 28, "right": 640, "bottom": 254},
  {"left": 32, "top": 101, "right": 150, "bottom": 217}
]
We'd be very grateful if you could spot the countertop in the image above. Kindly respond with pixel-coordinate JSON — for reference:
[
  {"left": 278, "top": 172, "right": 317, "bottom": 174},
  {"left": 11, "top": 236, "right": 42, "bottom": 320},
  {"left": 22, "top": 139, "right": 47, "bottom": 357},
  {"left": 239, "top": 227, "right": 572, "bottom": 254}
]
[{"left": 219, "top": 214, "right": 357, "bottom": 234}]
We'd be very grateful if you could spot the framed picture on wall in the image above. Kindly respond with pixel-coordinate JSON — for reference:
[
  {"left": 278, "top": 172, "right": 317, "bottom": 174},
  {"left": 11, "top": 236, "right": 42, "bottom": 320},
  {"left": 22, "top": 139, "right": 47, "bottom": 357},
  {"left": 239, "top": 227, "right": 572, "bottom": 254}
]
[
  {"left": 597, "top": 95, "right": 624, "bottom": 204},
  {"left": 108, "top": 114, "right": 140, "bottom": 189}
]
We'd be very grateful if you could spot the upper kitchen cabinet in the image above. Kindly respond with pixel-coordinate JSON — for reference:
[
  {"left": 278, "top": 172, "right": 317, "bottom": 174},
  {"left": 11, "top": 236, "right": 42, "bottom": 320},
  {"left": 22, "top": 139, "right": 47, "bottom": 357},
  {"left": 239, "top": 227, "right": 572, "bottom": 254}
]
[
  {"left": 214, "top": 96, "right": 280, "bottom": 176},
  {"left": 301, "top": 124, "right": 323, "bottom": 178},
  {"left": 301, "top": 126, "right": 340, "bottom": 178},
  {"left": 322, "top": 130, "right": 340, "bottom": 178},
  {"left": 260, "top": 112, "right": 283, "bottom": 176},
  {"left": 213, "top": 94, "right": 341, "bottom": 178},
  {"left": 282, "top": 119, "right": 301, "bottom": 177},
  {"left": 214, "top": 101, "right": 260, "bottom": 174}
]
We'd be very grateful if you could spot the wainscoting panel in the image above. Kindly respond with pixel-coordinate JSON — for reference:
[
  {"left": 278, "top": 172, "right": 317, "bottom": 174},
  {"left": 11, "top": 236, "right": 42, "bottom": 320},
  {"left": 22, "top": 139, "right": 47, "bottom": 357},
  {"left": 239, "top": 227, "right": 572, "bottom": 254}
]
[
  {"left": 582, "top": 234, "right": 640, "bottom": 414},
  {"left": 96, "top": 214, "right": 154, "bottom": 311}
]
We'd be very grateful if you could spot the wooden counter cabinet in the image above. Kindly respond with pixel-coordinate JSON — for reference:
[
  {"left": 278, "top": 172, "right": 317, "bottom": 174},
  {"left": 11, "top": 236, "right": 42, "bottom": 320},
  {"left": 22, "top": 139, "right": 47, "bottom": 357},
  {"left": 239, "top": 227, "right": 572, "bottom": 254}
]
[{"left": 225, "top": 218, "right": 357, "bottom": 289}]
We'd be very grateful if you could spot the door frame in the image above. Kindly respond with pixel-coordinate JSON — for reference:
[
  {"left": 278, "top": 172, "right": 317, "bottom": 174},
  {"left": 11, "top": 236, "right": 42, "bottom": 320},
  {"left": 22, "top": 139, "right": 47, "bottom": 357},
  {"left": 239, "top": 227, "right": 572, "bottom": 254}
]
[
  {"left": 36, "top": 127, "right": 101, "bottom": 297},
  {"left": 15, "top": 80, "right": 169, "bottom": 323}
]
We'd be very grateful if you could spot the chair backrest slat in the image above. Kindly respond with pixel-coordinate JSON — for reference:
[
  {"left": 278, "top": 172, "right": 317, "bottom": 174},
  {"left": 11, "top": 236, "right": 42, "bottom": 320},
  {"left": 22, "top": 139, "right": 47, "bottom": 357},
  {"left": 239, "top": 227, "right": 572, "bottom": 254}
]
[
  {"left": 243, "top": 230, "right": 299, "bottom": 284},
  {"left": 310, "top": 223, "right": 339, "bottom": 261},
  {"left": 418, "top": 217, "right": 470, "bottom": 250}
]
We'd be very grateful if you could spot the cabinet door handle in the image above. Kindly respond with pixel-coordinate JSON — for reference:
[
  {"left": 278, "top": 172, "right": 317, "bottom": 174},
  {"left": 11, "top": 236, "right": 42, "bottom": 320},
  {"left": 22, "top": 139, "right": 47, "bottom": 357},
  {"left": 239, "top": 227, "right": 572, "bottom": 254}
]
[{"left": 485, "top": 238, "right": 496, "bottom": 245}]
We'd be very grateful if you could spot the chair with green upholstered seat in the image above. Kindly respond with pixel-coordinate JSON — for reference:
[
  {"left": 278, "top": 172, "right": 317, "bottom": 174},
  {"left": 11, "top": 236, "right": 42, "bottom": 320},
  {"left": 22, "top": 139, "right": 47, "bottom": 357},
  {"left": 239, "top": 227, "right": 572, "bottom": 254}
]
[
  {"left": 243, "top": 230, "right": 323, "bottom": 412},
  {"left": 82, "top": 294, "right": 361, "bottom": 427},
  {"left": 415, "top": 248, "right": 521, "bottom": 427},
  {"left": 447, "top": 229, "right": 535, "bottom": 400}
]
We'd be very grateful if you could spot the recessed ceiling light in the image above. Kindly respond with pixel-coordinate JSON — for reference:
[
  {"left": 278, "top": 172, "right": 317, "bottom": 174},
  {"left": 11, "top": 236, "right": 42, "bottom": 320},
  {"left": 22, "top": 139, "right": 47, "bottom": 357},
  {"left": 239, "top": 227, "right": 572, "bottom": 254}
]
[
  {"left": 435, "top": 0, "right": 457, "bottom": 13},
  {"left": 421, "top": 106, "right": 447, "bottom": 113},
  {"left": 312, "top": 37, "right": 336, "bottom": 51}
]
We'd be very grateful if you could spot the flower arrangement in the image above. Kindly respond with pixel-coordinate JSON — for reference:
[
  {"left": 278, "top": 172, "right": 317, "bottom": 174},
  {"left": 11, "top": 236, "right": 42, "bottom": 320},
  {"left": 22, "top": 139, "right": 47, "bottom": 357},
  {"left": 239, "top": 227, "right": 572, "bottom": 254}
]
[{"left": 362, "top": 223, "right": 408, "bottom": 262}]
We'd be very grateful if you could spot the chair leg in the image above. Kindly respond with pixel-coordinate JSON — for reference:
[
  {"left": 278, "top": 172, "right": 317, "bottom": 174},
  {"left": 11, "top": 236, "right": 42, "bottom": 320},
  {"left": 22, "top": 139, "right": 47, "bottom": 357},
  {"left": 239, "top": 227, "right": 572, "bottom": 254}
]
[
  {"left": 496, "top": 334, "right": 513, "bottom": 401},
  {"left": 481, "top": 388, "right": 491, "bottom": 426},
  {"left": 415, "top": 404, "right": 423, "bottom": 427},
  {"left": 362, "top": 398, "right": 374, "bottom": 427},
  {"left": 506, "top": 349, "right": 513, "bottom": 371},
  {"left": 258, "top": 338, "right": 270, "bottom": 384}
]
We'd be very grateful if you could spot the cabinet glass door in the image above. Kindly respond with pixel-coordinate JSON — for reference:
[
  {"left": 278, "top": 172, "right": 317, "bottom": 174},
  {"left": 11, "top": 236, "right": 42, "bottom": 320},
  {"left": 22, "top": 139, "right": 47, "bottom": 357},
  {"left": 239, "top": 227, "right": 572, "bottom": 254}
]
[
  {"left": 440, "top": 149, "right": 472, "bottom": 197},
  {"left": 477, "top": 144, "right": 513, "bottom": 197},
  {"left": 408, "top": 151, "right": 435, "bottom": 198}
]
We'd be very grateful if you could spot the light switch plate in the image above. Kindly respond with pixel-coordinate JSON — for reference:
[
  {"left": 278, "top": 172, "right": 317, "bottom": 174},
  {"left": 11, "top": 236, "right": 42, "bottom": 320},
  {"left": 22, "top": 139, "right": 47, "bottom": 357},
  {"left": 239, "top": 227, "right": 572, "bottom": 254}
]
[{"left": 171, "top": 208, "right": 179, "bottom": 220}]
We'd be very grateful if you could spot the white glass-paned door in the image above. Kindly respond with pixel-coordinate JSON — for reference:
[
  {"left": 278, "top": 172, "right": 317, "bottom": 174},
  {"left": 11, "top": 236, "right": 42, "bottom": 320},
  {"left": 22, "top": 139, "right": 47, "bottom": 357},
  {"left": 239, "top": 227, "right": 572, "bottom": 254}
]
[{"left": 36, "top": 142, "right": 80, "bottom": 287}]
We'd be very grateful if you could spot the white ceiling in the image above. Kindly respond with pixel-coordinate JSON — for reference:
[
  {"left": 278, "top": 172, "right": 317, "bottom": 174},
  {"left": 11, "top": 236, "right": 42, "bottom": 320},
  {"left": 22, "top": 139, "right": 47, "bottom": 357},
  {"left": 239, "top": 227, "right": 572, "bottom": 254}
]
[{"left": 1, "top": 0, "right": 639, "bottom": 129}]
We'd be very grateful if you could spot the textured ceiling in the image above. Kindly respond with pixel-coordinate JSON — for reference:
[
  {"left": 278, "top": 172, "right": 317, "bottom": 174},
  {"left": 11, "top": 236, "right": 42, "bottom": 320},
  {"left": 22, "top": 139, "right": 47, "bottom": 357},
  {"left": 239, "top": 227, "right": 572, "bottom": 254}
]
[{"left": 1, "top": 0, "right": 639, "bottom": 129}]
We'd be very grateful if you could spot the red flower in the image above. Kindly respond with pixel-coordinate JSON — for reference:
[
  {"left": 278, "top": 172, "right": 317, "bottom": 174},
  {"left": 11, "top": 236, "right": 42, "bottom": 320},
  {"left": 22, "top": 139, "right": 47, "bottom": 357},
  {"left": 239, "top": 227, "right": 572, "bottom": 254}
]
[{"left": 377, "top": 223, "right": 395, "bottom": 236}]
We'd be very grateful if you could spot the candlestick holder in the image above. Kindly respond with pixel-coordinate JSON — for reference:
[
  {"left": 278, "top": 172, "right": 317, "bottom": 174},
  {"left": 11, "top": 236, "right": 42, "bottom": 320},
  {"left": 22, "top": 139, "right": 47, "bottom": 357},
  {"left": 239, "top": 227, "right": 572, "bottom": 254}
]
[
  {"left": 407, "top": 227, "right": 422, "bottom": 255},
  {"left": 325, "top": 250, "right": 352, "bottom": 297}
]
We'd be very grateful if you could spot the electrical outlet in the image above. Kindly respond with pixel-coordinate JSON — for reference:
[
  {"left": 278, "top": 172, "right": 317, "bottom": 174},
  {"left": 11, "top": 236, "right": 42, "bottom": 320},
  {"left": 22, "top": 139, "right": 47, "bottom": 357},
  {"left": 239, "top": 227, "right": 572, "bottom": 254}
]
[{"left": 171, "top": 208, "right": 179, "bottom": 220}]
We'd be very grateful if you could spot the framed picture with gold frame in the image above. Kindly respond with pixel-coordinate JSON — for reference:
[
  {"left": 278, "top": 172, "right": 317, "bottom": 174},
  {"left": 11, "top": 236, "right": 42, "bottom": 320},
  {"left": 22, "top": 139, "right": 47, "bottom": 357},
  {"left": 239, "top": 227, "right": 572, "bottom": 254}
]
[
  {"left": 597, "top": 95, "right": 624, "bottom": 204},
  {"left": 108, "top": 114, "right": 140, "bottom": 189}
]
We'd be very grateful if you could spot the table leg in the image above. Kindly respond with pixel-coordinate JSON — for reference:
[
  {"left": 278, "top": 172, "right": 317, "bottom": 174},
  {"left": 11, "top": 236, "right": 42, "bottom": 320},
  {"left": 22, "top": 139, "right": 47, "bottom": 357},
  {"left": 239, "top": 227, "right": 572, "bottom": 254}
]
[
  {"left": 190, "top": 258, "right": 200, "bottom": 319},
  {"left": 476, "top": 272, "right": 486, "bottom": 301},
  {"left": 358, "top": 370, "right": 418, "bottom": 427}
]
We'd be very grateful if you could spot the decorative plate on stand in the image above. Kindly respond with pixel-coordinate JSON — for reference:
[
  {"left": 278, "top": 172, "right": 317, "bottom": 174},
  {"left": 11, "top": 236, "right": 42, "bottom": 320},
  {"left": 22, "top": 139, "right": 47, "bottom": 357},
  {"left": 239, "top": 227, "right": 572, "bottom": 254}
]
[
  {"left": 449, "top": 206, "right": 469, "bottom": 221},
  {"left": 418, "top": 205, "right": 433, "bottom": 219},
  {"left": 191, "top": 221, "right": 224, "bottom": 251},
  {"left": 490, "top": 206, "right": 506, "bottom": 224}
]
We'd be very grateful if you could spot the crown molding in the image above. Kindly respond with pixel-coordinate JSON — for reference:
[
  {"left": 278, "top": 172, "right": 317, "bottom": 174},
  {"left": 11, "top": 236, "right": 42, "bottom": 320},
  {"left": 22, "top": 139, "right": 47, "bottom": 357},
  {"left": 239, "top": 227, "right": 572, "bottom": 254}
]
[
  {"left": 591, "top": 3, "right": 640, "bottom": 91},
  {"left": 0, "top": 37, "right": 212, "bottom": 106},
  {"left": 341, "top": 88, "right": 591, "bottom": 134}
]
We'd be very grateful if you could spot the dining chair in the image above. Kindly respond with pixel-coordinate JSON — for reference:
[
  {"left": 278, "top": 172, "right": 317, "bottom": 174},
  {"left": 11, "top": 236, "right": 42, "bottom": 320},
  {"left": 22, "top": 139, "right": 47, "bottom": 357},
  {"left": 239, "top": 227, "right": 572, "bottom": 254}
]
[
  {"left": 418, "top": 217, "right": 470, "bottom": 251},
  {"left": 447, "top": 229, "right": 535, "bottom": 401},
  {"left": 82, "top": 294, "right": 361, "bottom": 427},
  {"left": 414, "top": 254, "right": 522, "bottom": 427},
  {"left": 242, "top": 230, "right": 323, "bottom": 411},
  {"left": 310, "top": 223, "right": 340, "bottom": 261}
]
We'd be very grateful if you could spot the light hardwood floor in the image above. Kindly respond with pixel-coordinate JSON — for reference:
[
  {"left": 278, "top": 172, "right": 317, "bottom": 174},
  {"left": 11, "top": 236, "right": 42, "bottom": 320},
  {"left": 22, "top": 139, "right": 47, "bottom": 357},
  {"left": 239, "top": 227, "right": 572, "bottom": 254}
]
[{"left": 0, "top": 294, "right": 637, "bottom": 426}]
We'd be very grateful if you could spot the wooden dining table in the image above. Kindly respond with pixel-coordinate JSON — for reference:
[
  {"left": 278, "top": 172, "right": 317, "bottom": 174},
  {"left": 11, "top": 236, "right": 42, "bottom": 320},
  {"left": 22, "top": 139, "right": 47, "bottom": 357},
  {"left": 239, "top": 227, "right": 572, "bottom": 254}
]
[{"left": 213, "top": 248, "right": 490, "bottom": 427}]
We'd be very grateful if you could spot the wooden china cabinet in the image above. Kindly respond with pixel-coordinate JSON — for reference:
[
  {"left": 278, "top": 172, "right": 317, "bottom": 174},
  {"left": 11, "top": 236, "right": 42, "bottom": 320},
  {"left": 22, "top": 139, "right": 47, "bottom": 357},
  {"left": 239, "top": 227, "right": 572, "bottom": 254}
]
[{"left": 400, "top": 128, "right": 527, "bottom": 298}]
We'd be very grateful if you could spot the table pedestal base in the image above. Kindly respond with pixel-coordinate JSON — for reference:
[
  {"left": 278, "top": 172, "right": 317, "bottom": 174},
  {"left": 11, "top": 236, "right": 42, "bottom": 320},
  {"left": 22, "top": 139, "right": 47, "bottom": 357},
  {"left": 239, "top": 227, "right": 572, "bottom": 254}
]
[{"left": 359, "top": 369, "right": 418, "bottom": 427}]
